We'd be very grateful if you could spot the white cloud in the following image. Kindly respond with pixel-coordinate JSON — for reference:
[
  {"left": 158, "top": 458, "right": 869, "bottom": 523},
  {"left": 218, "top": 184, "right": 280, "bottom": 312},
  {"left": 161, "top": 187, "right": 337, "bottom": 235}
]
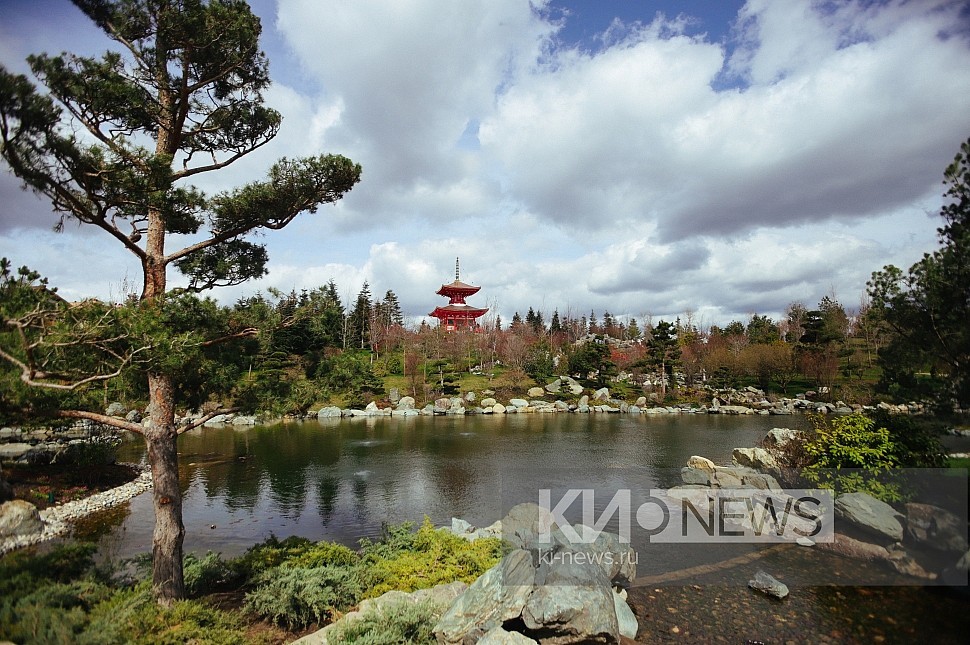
[{"left": 0, "top": 0, "right": 966, "bottom": 329}]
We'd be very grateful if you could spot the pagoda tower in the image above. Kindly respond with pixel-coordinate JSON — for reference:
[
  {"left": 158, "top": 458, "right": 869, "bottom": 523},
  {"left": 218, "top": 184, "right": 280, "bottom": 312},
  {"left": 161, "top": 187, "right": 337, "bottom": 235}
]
[{"left": 429, "top": 258, "right": 488, "bottom": 331}]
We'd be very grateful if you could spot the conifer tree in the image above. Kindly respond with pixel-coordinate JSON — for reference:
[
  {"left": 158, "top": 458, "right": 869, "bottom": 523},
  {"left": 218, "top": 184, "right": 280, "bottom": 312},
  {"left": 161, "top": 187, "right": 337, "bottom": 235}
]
[{"left": 0, "top": 0, "right": 360, "bottom": 603}]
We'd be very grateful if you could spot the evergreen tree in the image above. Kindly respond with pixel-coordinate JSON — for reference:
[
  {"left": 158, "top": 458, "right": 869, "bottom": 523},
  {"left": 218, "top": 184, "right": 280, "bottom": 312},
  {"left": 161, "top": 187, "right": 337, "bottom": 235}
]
[
  {"left": 549, "top": 309, "right": 562, "bottom": 334},
  {"left": 627, "top": 317, "right": 641, "bottom": 341},
  {"left": 747, "top": 314, "right": 780, "bottom": 344},
  {"left": 381, "top": 289, "right": 404, "bottom": 326},
  {"left": 644, "top": 320, "right": 681, "bottom": 399},
  {"left": 0, "top": 0, "right": 360, "bottom": 603},
  {"left": 869, "top": 137, "right": 970, "bottom": 406},
  {"left": 349, "top": 282, "right": 372, "bottom": 349}
]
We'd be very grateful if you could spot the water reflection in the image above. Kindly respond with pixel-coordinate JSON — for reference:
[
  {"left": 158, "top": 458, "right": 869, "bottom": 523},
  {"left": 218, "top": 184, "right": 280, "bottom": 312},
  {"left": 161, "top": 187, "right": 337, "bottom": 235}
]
[{"left": 104, "top": 413, "right": 799, "bottom": 562}]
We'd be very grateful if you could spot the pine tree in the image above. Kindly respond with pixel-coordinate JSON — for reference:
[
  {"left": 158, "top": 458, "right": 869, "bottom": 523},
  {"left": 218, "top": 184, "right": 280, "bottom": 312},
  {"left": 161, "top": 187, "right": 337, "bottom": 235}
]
[
  {"left": 550, "top": 309, "right": 562, "bottom": 334},
  {"left": 349, "top": 282, "right": 372, "bottom": 349},
  {"left": 0, "top": 0, "right": 360, "bottom": 603}
]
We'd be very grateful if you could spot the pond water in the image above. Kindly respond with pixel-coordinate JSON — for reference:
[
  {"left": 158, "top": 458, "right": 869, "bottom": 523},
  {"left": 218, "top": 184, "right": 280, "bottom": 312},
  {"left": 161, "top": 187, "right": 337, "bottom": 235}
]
[
  {"left": 77, "top": 413, "right": 970, "bottom": 642},
  {"left": 93, "top": 413, "right": 800, "bottom": 564}
]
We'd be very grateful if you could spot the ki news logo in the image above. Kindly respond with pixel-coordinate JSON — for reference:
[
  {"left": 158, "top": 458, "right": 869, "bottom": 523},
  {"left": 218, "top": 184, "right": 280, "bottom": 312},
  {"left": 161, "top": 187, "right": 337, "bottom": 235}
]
[{"left": 538, "top": 487, "right": 834, "bottom": 544}]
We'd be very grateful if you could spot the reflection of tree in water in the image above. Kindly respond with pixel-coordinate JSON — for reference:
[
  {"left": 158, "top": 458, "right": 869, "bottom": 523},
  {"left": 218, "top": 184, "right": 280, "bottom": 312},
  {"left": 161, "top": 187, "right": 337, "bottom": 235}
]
[
  {"left": 72, "top": 503, "right": 131, "bottom": 541},
  {"left": 316, "top": 473, "right": 339, "bottom": 523},
  {"left": 352, "top": 474, "right": 368, "bottom": 523},
  {"left": 435, "top": 462, "right": 473, "bottom": 510}
]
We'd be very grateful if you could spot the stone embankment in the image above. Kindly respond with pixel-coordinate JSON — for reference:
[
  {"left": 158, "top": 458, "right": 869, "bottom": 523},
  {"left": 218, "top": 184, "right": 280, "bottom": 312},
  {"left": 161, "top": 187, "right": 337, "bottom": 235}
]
[
  {"left": 309, "top": 380, "right": 925, "bottom": 421},
  {"left": 0, "top": 463, "right": 152, "bottom": 556}
]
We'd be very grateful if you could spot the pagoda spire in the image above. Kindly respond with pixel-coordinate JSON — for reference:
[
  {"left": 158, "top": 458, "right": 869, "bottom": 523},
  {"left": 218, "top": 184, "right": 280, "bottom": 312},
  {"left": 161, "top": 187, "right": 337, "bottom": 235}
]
[{"left": 455, "top": 257, "right": 460, "bottom": 281}]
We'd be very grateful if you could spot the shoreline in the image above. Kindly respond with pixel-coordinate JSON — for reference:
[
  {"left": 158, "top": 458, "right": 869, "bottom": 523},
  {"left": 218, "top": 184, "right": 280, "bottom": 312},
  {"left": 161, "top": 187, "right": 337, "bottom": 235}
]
[{"left": 0, "top": 462, "right": 153, "bottom": 556}]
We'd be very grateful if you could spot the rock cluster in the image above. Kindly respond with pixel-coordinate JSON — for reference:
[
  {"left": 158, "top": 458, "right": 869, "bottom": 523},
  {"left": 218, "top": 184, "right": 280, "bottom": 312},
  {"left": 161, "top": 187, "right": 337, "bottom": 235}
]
[{"left": 684, "top": 428, "right": 970, "bottom": 585}]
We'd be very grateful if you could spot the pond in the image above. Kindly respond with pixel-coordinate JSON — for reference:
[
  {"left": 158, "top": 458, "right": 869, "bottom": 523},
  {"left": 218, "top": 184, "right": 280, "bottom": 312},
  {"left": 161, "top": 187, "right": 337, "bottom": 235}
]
[
  {"left": 94, "top": 413, "right": 798, "bottom": 563},
  {"left": 78, "top": 412, "right": 970, "bottom": 642}
]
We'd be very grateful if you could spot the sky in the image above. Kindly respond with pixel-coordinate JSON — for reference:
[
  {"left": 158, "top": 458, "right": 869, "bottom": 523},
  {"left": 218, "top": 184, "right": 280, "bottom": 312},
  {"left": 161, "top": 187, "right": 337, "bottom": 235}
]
[{"left": 0, "top": 0, "right": 969, "bottom": 330}]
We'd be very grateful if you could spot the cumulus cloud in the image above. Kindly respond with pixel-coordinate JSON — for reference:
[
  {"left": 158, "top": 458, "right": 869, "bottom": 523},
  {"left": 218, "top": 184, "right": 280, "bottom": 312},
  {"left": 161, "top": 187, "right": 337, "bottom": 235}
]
[{"left": 0, "top": 0, "right": 966, "bottom": 328}]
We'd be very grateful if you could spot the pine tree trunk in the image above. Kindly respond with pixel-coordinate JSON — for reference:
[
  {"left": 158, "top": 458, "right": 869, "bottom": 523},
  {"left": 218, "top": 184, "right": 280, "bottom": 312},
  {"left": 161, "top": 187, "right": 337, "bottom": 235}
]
[{"left": 146, "top": 371, "right": 185, "bottom": 605}]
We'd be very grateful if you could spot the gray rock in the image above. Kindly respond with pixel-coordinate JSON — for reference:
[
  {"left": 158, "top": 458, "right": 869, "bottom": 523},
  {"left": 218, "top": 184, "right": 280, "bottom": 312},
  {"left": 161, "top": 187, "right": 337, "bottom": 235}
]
[
  {"left": 396, "top": 396, "right": 416, "bottom": 410},
  {"left": 124, "top": 409, "right": 142, "bottom": 423},
  {"left": 105, "top": 401, "right": 127, "bottom": 417},
  {"left": 905, "top": 502, "right": 968, "bottom": 553},
  {"left": 835, "top": 492, "right": 904, "bottom": 543},
  {"left": 493, "top": 403, "right": 507, "bottom": 414},
  {"left": 613, "top": 589, "right": 638, "bottom": 639},
  {"left": 502, "top": 502, "right": 558, "bottom": 549},
  {"left": 527, "top": 387, "right": 545, "bottom": 398},
  {"left": 763, "top": 428, "right": 803, "bottom": 448},
  {"left": 732, "top": 447, "right": 778, "bottom": 472},
  {"left": 509, "top": 398, "right": 529, "bottom": 408},
  {"left": 681, "top": 467, "right": 711, "bottom": 486},
  {"left": 434, "top": 549, "right": 536, "bottom": 644},
  {"left": 0, "top": 500, "right": 43, "bottom": 537},
  {"left": 742, "top": 472, "right": 782, "bottom": 491},
  {"left": 0, "top": 443, "right": 32, "bottom": 462},
  {"left": 316, "top": 406, "right": 342, "bottom": 418},
  {"left": 593, "top": 387, "right": 610, "bottom": 401},
  {"left": 231, "top": 415, "right": 257, "bottom": 426},
  {"left": 478, "top": 626, "right": 539, "bottom": 644},
  {"left": 550, "top": 523, "right": 636, "bottom": 584},
  {"left": 748, "top": 569, "right": 789, "bottom": 599},
  {"left": 522, "top": 550, "right": 619, "bottom": 643}
]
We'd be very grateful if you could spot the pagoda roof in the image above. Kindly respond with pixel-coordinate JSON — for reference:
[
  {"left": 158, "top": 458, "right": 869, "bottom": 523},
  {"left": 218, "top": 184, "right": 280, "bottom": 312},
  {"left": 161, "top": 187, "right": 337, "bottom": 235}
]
[
  {"left": 436, "top": 280, "right": 481, "bottom": 296},
  {"left": 429, "top": 303, "right": 488, "bottom": 317}
]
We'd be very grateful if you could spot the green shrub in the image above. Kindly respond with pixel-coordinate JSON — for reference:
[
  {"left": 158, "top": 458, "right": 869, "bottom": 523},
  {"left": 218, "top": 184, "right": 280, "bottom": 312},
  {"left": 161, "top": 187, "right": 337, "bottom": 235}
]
[
  {"left": 233, "top": 534, "right": 316, "bottom": 579},
  {"left": 0, "top": 580, "right": 112, "bottom": 645},
  {"left": 803, "top": 413, "right": 902, "bottom": 501},
  {"left": 244, "top": 564, "right": 363, "bottom": 630},
  {"left": 183, "top": 551, "right": 241, "bottom": 596},
  {"left": 358, "top": 518, "right": 503, "bottom": 599},
  {"left": 0, "top": 543, "right": 98, "bottom": 597},
  {"left": 82, "top": 586, "right": 247, "bottom": 645},
  {"left": 327, "top": 598, "right": 440, "bottom": 645}
]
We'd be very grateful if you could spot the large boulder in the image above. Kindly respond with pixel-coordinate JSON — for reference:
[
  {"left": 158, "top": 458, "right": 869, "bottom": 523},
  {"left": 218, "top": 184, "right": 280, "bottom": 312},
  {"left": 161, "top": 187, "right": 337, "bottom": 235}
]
[
  {"left": 478, "top": 626, "right": 539, "bottom": 644},
  {"left": 732, "top": 447, "right": 778, "bottom": 472},
  {"left": 0, "top": 500, "right": 43, "bottom": 537},
  {"left": 522, "top": 552, "right": 619, "bottom": 644},
  {"left": 501, "top": 502, "right": 558, "bottom": 549},
  {"left": 317, "top": 406, "right": 341, "bottom": 418},
  {"left": 434, "top": 549, "right": 537, "bottom": 644},
  {"left": 835, "top": 492, "right": 904, "bottom": 543},
  {"left": 905, "top": 502, "right": 968, "bottom": 553},
  {"left": 396, "top": 396, "right": 416, "bottom": 410}
]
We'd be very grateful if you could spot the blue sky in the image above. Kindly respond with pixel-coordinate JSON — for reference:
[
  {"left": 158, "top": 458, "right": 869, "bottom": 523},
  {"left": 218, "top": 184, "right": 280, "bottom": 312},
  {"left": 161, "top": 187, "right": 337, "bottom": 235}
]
[{"left": 1, "top": 0, "right": 969, "bottom": 329}]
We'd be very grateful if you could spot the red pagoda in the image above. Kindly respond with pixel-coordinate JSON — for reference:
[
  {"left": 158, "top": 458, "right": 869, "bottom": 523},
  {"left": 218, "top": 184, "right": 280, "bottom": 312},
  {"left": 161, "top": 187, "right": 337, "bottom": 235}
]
[{"left": 429, "top": 258, "right": 488, "bottom": 331}]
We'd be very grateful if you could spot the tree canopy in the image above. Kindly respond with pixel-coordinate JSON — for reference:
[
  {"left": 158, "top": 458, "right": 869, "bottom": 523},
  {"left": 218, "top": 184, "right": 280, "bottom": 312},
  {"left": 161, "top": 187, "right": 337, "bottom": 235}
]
[
  {"left": 868, "top": 137, "right": 970, "bottom": 408},
  {"left": 0, "top": 0, "right": 360, "bottom": 604}
]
